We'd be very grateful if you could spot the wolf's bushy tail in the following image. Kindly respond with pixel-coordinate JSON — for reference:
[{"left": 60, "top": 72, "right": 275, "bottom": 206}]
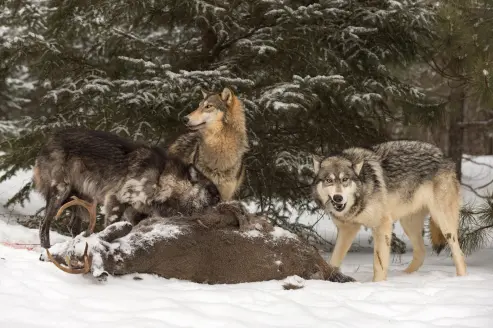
[{"left": 429, "top": 218, "right": 447, "bottom": 254}]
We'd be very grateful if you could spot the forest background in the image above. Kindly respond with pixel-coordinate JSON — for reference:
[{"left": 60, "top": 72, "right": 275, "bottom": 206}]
[{"left": 1, "top": 0, "right": 492, "bottom": 255}]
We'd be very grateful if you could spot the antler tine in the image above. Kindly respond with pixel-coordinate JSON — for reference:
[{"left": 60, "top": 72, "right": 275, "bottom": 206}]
[
  {"left": 45, "top": 242, "right": 92, "bottom": 274},
  {"left": 55, "top": 196, "right": 98, "bottom": 234},
  {"left": 46, "top": 196, "right": 97, "bottom": 275}
]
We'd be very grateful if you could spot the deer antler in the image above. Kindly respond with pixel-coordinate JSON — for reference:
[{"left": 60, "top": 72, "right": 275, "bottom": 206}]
[
  {"left": 45, "top": 242, "right": 92, "bottom": 274},
  {"left": 46, "top": 196, "right": 97, "bottom": 274},
  {"left": 55, "top": 196, "right": 98, "bottom": 234}
]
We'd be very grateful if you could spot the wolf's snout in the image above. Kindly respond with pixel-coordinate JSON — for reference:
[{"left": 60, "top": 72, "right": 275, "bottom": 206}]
[
  {"left": 332, "top": 194, "right": 344, "bottom": 203},
  {"left": 182, "top": 116, "right": 190, "bottom": 125}
]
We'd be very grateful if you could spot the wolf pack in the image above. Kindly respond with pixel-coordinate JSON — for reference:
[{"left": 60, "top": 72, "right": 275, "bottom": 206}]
[{"left": 32, "top": 87, "right": 467, "bottom": 284}]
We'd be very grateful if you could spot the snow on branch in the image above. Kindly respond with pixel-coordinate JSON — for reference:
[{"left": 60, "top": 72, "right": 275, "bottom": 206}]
[
  {"left": 0, "top": 120, "right": 25, "bottom": 136},
  {"left": 44, "top": 77, "right": 113, "bottom": 103},
  {"left": 194, "top": 0, "right": 227, "bottom": 15},
  {"left": 343, "top": 26, "right": 378, "bottom": 36},
  {"left": 458, "top": 117, "right": 493, "bottom": 127},
  {"left": 118, "top": 56, "right": 158, "bottom": 68},
  {"left": 299, "top": 75, "right": 346, "bottom": 87},
  {"left": 346, "top": 92, "right": 383, "bottom": 106}
]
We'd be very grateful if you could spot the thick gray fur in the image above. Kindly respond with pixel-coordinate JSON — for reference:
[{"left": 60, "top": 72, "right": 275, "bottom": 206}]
[
  {"left": 311, "top": 140, "right": 467, "bottom": 281},
  {"left": 34, "top": 128, "right": 220, "bottom": 248},
  {"left": 313, "top": 140, "right": 455, "bottom": 219}
]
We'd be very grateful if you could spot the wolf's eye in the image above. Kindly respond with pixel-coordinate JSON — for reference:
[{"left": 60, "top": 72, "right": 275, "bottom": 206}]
[
  {"left": 325, "top": 178, "right": 333, "bottom": 184},
  {"left": 342, "top": 177, "right": 349, "bottom": 182}
]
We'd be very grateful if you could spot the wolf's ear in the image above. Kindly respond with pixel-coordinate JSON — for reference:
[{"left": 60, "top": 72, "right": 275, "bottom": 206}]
[
  {"left": 353, "top": 161, "right": 364, "bottom": 176},
  {"left": 221, "top": 87, "right": 234, "bottom": 106},
  {"left": 187, "top": 165, "right": 200, "bottom": 183},
  {"left": 200, "top": 88, "right": 208, "bottom": 99},
  {"left": 312, "top": 155, "right": 322, "bottom": 174}
]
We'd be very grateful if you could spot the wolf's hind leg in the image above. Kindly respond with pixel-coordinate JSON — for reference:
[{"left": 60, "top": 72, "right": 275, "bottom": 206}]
[
  {"left": 39, "top": 183, "right": 71, "bottom": 249},
  {"left": 428, "top": 210, "right": 467, "bottom": 276},
  {"left": 400, "top": 211, "right": 426, "bottom": 274},
  {"left": 428, "top": 207, "right": 467, "bottom": 276},
  {"left": 429, "top": 173, "right": 467, "bottom": 276},
  {"left": 329, "top": 221, "right": 361, "bottom": 268}
]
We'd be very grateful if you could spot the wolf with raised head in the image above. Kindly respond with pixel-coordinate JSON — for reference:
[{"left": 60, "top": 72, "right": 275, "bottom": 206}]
[
  {"left": 33, "top": 128, "right": 221, "bottom": 249},
  {"left": 311, "top": 140, "right": 467, "bottom": 282},
  {"left": 167, "top": 87, "right": 249, "bottom": 201}
]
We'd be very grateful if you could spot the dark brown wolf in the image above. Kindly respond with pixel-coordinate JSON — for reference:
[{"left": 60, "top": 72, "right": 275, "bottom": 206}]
[
  {"left": 33, "top": 128, "right": 220, "bottom": 248},
  {"left": 167, "top": 87, "right": 249, "bottom": 201}
]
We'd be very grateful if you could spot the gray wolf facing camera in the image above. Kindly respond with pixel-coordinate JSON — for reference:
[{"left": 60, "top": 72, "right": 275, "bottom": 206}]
[{"left": 312, "top": 140, "right": 467, "bottom": 282}]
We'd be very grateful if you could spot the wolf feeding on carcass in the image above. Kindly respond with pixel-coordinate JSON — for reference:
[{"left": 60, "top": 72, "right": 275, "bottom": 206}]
[{"left": 33, "top": 128, "right": 222, "bottom": 249}]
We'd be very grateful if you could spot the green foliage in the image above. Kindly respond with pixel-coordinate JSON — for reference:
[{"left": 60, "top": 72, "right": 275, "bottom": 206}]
[
  {"left": 429, "top": 0, "right": 493, "bottom": 252},
  {"left": 1, "top": 0, "right": 441, "bottom": 240},
  {"left": 459, "top": 200, "right": 493, "bottom": 255},
  {"left": 432, "top": 0, "right": 493, "bottom": 98}
]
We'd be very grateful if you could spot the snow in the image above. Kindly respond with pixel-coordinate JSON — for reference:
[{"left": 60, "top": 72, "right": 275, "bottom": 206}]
[
  {"left": 118, "top": 221, "right": 183, "bottom": 254},
  {"left": 1, "top": 156, "right": 493, "bottom": 327},
  {"left": 269, "top": 226, "right": 298, "bottom": 240},
  {"left": 118, "top": 56, "right": 157, "bottom": 68},
  {"left": 461, "top": 155, "right": 493, "bottom": 207},
  {"left": 2, "top": 235, "right": 493, "bottom": 327}
]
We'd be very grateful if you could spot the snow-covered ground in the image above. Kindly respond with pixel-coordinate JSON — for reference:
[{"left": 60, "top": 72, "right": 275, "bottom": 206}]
[{"left": 1, "top": 156, "right": 493, "bottom": 327}]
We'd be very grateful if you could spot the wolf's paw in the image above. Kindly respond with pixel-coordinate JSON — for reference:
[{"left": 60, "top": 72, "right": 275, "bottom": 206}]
[
  {"left": 328, "top": 269, "right": 357, "bottom": 283},
  {"left": 93, "top": 271, "right": 109, "bottom": 282},
  {"left": 39, "top": 251, "right": 48, "bottom": 262}
]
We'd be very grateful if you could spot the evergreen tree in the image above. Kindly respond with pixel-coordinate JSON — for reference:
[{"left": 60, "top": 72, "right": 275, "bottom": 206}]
[
  {"left": 1, "top": 0, "right": 438, "bottom": 246},
  {"left": 409, "top": 0, "right": 493, "bottom": 255}
]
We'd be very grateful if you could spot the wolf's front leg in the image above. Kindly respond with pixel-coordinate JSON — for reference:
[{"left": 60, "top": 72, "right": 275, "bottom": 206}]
[
  {"left": 217, "top": 179, "right": 239, "bottom": 202},
  {"left": 123, "top": 206, "right": 148, "bottom": 226},
  {"left": 103, "top": 194, "right": 128, "bottom": 226},
  {"left": 372, "top": 218, "right": 393, "bottom": 282},
  {"left": 329, "top": 221, "right": 361, "bottom": 268}
]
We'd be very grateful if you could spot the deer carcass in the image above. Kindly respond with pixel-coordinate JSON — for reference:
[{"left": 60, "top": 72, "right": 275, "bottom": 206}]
[{"left": 40, "top": 202, "right": 356, "bottom": 285}]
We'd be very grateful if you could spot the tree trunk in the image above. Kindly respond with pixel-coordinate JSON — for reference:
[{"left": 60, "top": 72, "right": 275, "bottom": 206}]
[{"left": 448, "top": 88, "right": 466, "bottom": 182}]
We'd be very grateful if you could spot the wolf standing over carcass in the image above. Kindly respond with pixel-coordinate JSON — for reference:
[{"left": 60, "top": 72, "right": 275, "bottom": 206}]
[
  {"left": 33, "top": 128, "right": 221, "bottom": 249},
  {"left": 311, "top": 140, "right": 467, "bottom": 282},
  {"left": 167, "top": 87, "right": 249, "bottom": 201}
]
